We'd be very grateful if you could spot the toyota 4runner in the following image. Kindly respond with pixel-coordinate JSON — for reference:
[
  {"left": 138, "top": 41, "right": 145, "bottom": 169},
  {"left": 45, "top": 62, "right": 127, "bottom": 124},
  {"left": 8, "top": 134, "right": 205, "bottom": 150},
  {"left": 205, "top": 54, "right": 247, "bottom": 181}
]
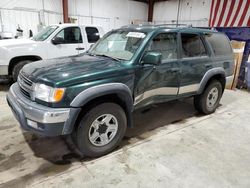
[{"left": 7, "top": 25, "right": 234, "bottom": 157}]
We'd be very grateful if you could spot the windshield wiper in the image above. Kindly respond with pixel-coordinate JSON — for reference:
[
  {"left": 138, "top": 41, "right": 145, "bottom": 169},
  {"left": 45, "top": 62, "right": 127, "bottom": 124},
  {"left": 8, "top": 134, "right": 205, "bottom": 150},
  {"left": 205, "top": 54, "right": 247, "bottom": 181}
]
[
  {"left": 97, "top": 54, "right": 121, "bottom": 62},
  {"left": 87, "top": 52, "right": 120, "bottom": 62}
]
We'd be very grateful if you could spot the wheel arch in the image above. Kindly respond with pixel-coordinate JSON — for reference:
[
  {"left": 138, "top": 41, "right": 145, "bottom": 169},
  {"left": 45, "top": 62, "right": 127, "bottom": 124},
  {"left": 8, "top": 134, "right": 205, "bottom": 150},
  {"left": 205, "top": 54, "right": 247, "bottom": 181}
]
[
  {"left": 63, "top": 83, "right": 134, "bottom": 135},
  {"left": 8, "top": 55, "right": 42, "bottom": 75},
  {"left": 197, "top": 67, "right": 226, "bottom": 94}
]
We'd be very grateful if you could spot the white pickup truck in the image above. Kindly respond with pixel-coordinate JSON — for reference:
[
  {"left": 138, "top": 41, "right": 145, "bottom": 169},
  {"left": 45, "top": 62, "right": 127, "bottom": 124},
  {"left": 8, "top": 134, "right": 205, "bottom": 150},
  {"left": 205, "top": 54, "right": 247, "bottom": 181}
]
[{"left": 0, "top": 24, "right": 104, "bottom": 81}]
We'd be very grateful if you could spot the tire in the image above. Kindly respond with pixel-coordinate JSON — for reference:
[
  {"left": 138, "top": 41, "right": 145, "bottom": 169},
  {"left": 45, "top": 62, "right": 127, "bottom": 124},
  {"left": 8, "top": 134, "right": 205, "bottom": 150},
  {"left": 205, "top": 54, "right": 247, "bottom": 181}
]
[
  {"left": 12, "top": 60, "right": 32, "bottom": 82},
  {"left": 74, "top": 103, "right": 127, "bottom": 157},
  {"left": 194, "top": 80, "right": 223, "bottom": 114}
]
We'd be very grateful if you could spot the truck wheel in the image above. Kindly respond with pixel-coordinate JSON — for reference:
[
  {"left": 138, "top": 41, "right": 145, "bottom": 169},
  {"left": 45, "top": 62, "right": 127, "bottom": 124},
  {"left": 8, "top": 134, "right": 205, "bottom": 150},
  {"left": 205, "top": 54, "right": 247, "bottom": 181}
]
[
  {"left": 75, "top": 103, "right": 127, "bottom": 157},
  {"left": 194, "top": 80, "right": 223, "bottom": 115},
  {"left": 12, "top": 60, "right": 31, "bottom": 82}
]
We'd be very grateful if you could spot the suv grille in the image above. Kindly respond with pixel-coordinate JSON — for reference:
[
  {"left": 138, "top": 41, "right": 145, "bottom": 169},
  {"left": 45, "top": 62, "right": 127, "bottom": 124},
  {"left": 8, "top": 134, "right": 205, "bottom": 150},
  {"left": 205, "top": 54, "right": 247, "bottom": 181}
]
[{"left": 18, "top": 73, "right": 34, "bottom": 100}]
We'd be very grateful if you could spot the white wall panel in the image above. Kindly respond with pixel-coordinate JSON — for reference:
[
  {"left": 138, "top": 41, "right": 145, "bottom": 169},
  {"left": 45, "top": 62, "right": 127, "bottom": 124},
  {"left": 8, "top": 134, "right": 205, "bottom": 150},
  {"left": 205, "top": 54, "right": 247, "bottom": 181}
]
[
  {"left": 44, "top": 11, "right": 63, "bottom": 26},
  {"left": 153, "top": 0, "right": 211, "bottom": 27},
  {"left": 68, "top": 0, "right": 148, "bottom": 32},
  {"left": 0, "top": 9, "right": 39, "bottom": 37},
  {"left": 0, "top": 0, "right": 147, "bottom": 37},
  {"left": 0, "top": 0, "right": 62, "bottom": 37}
]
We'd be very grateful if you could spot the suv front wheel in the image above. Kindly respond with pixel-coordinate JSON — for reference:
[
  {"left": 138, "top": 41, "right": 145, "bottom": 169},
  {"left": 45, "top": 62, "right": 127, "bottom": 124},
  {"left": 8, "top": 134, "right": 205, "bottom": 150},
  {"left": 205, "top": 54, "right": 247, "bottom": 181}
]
[
  {"left": 194, "top": 80, "right": 223, "bottom": 114},
  {"left": 74, "top": 103, "right": 127, "bottom": 157}
]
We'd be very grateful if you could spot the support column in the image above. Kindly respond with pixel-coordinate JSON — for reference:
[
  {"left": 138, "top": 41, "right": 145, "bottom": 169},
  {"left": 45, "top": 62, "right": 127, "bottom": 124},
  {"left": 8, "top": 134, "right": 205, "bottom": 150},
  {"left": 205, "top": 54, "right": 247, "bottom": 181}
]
[
  {"left": 148, "top": 0, "right": 154, "bottom": 22},
  {"left": 62, "top": 0, "right": 69, "bottom": 23}
]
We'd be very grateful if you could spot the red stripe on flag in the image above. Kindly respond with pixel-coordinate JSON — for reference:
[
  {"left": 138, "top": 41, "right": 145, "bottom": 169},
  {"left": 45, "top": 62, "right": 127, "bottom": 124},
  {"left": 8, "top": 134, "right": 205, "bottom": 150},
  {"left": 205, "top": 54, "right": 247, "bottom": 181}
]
[
  {"left": 217, "top": 0, "right": 228, "bottom": 27},
  {"left": 229, "top": 0, "right": 243, "bottom": 27},
  {"left": 209, "top": 0, "right": 215, "bottom": 26},
  {"left": 238, "top": 0, "right": 250, "bottom": 26},
  {"left": 224, "top": 0, "right": 236, "bottom": 27},
  {"left": 211, "top": 0, "right": 221, "bottom": 27}
]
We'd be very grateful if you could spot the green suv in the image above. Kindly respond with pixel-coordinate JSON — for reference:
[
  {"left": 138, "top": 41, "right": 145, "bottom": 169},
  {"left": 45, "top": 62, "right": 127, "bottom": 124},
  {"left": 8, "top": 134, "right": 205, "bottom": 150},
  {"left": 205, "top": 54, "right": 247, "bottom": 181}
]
[{"left": 7, "top": 25, "right": 234, "bottom": 157}]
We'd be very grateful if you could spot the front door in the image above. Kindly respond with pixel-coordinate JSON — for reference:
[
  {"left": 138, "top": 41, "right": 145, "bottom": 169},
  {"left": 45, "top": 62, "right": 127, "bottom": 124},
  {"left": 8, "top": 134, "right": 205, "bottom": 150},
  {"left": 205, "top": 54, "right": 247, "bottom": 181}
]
[
  {"left": 48, "top": 26, "right": 84, "bottom": 58},
  {"left": 134, "top": 32, "right": 180, "bottom": 108}
]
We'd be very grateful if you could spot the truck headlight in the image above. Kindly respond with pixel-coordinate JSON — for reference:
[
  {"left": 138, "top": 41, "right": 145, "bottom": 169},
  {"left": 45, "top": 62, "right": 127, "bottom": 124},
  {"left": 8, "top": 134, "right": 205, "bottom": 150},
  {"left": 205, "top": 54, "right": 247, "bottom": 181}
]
[{"left": 34, "top": 83, "right": 65, "bottom": 102}]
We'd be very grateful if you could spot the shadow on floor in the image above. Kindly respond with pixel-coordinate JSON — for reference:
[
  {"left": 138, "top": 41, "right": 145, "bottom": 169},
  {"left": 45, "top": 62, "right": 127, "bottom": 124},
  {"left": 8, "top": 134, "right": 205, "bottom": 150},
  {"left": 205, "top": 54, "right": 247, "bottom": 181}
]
[
  {"left": 23, "top": 98, "right": 198, "bottom": 165},
  {"left": 0, "top": 98, "right": 201, "bottom": 187}
]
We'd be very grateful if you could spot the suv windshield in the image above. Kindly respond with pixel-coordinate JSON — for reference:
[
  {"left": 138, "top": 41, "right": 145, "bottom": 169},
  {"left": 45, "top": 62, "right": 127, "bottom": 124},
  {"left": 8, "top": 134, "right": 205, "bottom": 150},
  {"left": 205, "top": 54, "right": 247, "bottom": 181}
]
[
  {"left": 89, "top": 30, "right": 146, "bottom": 61},
  {"left": 33, "top": 26, "right": 58, "bottom": 41}
]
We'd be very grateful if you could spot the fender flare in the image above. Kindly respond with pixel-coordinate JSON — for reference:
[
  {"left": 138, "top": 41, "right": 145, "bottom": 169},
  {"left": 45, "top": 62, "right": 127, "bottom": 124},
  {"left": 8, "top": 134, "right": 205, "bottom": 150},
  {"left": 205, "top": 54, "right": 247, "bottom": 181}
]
[
  {"left": 70, "top": 83, "right": 133, "bottom": 111},
  {"left": 63, "top": 83, "right": 134, "bottom": 134},
  {"left": 197, "top": 67, "right": 226, "bottom": 94}
]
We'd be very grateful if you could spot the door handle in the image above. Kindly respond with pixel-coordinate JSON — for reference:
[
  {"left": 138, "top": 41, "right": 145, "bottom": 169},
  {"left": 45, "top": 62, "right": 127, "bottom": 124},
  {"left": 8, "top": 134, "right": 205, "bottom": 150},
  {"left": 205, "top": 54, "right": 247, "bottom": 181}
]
[{"left": 76, "top": 47, "right": 85, "bottom": 50}]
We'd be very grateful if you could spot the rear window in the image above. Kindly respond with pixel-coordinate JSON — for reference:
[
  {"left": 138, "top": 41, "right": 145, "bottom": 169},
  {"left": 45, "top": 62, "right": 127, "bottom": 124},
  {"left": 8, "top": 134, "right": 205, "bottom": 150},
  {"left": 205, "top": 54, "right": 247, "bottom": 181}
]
[
  {"left": 205, "top": 33, "right": 232, "bottom": 56},
  {"left": 85, "top": 27, "right": 100, "bottom": 43}
]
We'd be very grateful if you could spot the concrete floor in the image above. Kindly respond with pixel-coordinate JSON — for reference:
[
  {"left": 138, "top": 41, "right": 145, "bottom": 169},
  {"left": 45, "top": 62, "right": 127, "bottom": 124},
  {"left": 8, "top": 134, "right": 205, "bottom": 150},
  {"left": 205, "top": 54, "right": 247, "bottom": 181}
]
[{"left": 0, "top": 84, "right": 250, "bottom": 188}]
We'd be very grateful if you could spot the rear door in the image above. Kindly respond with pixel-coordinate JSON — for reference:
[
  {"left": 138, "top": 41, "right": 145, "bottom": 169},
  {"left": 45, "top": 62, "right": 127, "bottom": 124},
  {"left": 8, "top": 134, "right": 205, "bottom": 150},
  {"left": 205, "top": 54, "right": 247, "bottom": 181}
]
[
  {"left": 178, "top": 32, "right": 212, "bottom": 96},
  {"left": 134, "top": 32, "right": 180, "bottom": 107},
  {"left": 83, "top": 26, "right": 101, "bottom": 50}
]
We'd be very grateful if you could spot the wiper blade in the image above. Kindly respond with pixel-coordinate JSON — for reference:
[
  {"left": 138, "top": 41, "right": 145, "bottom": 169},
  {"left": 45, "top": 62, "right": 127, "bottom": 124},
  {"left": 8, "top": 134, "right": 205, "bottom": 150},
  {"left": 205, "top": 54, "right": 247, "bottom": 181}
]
[
  {"left": 86, "top": 52, "right": 121, "bottom": 62},
  {"left": 96, "top": 54, "right": 121, "bottom": 62}
]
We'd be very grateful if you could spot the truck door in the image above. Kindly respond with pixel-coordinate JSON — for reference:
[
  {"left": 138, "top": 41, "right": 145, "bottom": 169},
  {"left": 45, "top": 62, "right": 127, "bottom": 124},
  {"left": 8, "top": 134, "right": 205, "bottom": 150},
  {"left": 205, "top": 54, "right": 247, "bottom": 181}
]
[
  {"left": 84, "top": 26, "right": 101, "bottom": 50},
  {"left": 134, "top": 32, "right": 180, "bottom": 108},
  {"left": 48, "top": 26, "right": 84, "bottom": 58},
  {"left": 178, "top": 33, "right": 212, "bottom": 96}
]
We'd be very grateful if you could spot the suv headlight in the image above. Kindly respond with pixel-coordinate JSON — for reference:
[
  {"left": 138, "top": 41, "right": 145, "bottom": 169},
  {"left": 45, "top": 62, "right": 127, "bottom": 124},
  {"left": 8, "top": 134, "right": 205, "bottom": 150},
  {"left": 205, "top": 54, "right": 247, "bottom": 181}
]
[{"left": 34, "top": 83, "right": 65, "bottom": 103}]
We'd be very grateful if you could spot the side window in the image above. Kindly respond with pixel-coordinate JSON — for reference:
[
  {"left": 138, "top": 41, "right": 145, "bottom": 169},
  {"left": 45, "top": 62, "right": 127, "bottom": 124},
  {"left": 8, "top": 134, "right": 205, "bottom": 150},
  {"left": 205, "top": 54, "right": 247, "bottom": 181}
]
[
  {"left": 55, "top": 27, "right": 82, "bottom": 44},
  {"left": 86, "top": 27, "right": 100, "bottom": 43},
  {"left": 205, "top": 33, "right": 232, "bottom": 56},
  {"left": 181, "top": 33, "right": 207, "bottom": 58},
  {"left": 145, "top": 33, "right": 178, "bottom": 61}
]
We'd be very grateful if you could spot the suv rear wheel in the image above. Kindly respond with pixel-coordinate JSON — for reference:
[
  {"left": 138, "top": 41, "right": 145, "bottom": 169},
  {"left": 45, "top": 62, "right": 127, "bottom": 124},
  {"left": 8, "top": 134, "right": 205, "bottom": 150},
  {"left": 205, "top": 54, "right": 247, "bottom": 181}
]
[
  {"left": 194, "top": 80, "right": 223, "bottom": 114},
  {"left": 74, "top": 103, "right": 127, "bottom": 157}
]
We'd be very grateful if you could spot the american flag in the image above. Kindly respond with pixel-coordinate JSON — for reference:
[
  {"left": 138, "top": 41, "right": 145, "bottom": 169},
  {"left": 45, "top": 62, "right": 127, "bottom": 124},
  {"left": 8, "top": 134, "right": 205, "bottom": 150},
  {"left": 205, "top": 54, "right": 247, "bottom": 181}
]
[{"left": 209, "top": 0, "right": 250, "bottom": 27}]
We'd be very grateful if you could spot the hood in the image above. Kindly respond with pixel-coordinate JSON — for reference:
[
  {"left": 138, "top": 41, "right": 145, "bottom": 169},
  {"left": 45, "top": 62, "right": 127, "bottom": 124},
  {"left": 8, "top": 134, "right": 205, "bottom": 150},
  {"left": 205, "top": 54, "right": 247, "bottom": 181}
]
[
  {"left": 22, "top": 54, "right": 129, "bottom": 87},
  {"left": 0, "top": 38, "right": 35, "bottom": 47}
]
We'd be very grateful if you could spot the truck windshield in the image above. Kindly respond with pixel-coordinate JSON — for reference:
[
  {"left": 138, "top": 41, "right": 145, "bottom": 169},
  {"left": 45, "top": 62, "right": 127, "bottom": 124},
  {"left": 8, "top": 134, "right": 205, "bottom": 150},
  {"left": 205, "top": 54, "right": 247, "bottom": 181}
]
[
  {"left": 89, "top": 30, "right": 146, "bottom": 61},
  {"left": 33, "top": 26, "right": 58, "bottom": 41}
]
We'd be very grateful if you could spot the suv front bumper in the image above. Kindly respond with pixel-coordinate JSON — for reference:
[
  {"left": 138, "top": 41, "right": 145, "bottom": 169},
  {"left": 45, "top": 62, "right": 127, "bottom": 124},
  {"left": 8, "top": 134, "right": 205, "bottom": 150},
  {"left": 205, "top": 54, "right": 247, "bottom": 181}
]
[{"left": 7, "top": 83, "right": 74, "bottom": 136}]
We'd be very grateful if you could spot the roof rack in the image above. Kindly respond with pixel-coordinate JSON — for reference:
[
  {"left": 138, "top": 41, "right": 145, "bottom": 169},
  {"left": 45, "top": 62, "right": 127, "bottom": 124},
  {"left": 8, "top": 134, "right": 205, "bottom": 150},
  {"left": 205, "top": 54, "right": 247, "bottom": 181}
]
[
  {"left": 155, "top": 23, "right": 192, "bottom": 27},
  {"left": 121, "top": 23, "right": 154, "bottom": 28}
]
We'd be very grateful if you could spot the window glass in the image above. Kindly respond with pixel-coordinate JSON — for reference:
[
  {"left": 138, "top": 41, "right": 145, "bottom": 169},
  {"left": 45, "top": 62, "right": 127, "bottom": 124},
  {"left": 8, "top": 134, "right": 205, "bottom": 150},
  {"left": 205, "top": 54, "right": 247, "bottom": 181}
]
[
  {"left": 55, "top": 27, "right": 82, "bottom": 44},
  {"left": 181, "top": 33, "right": 207, "bottom": 58},
  {"left": 146, "top": 33, "right": 178, "bottom": 60},
  {"left": 86, "top": 27, "right": 100, "bottom": 43},
  {"left": 89, "top": 30, "right": 145, "bottom": 60},
  {"left": 33, "top": 26, "right": 58, "bottom": 41},
  {"left": 205, "top": 33, "right": 232, "bottom": 56}
]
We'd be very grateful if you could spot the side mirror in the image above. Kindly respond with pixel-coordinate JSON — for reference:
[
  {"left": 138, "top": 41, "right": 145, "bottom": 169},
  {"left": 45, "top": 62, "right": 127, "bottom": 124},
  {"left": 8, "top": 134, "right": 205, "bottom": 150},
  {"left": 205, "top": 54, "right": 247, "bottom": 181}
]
[
  {"left": 51, "top": 37, "right": 64, "bottom": 45},
  {"left": 142, "top": 52, "right": 162, "bottom": 65}
]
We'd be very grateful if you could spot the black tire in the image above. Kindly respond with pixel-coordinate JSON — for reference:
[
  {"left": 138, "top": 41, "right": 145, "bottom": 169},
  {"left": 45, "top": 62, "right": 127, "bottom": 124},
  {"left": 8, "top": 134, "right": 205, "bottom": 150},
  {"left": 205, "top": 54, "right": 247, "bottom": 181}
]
[
  {"left": 12, "top": 60, "right": 32, "bottom": 82},
  {"left": 74, "top": 103, "right": 127, "bottom": 157},
  {"left": 194, "top": 80, "right": 223, "bottom": 114}
]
